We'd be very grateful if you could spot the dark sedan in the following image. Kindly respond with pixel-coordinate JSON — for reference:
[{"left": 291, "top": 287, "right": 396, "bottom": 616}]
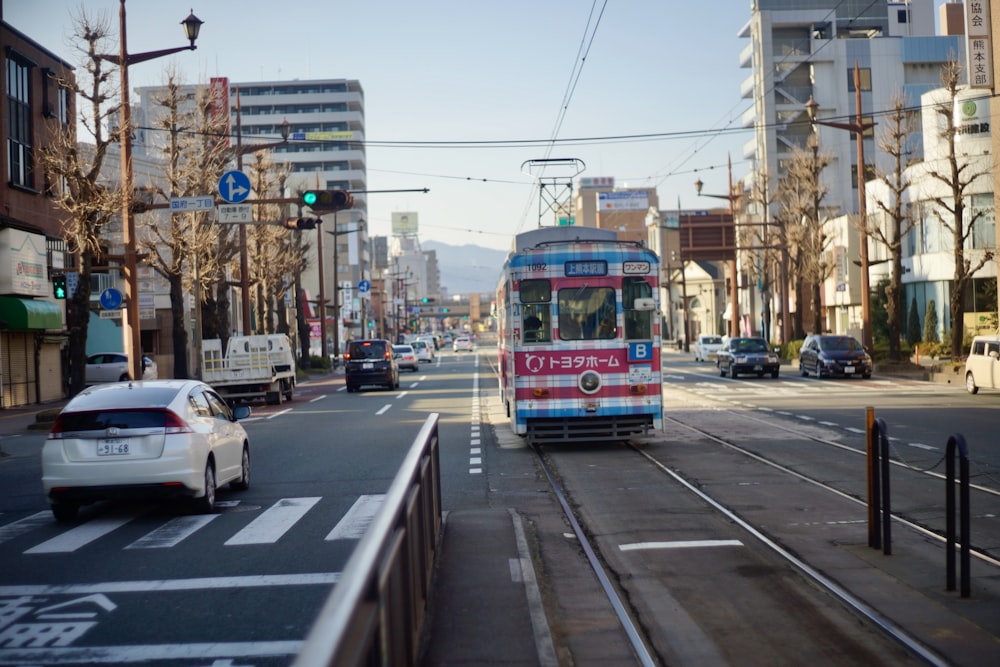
[
  {"left": 717, "top": 337, "right": 780, "bottom": 378},
  {"left": 798, "top": 334, "right": 872, "bottom": 379}
]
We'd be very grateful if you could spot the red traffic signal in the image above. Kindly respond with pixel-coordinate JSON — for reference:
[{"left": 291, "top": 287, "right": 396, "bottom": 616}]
[
  {"left": 302, "top": 189, "right": 354, "bottom": 212},
  {"left": 283, "top": 217, "right": 321, "bottom": 230}
]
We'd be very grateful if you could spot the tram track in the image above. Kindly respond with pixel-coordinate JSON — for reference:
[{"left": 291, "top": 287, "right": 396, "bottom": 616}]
[{"left": 530, "top": 405, "right": 1000, "bottom": 666}]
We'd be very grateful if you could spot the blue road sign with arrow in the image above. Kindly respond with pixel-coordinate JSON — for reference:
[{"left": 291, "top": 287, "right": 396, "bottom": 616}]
[{"left": 218, "top": 170, "right": 251, "bottom": 204}]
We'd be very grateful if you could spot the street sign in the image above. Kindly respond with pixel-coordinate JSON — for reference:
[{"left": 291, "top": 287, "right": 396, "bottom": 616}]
[
  {"left": 170, "top": 195, "right": 215, "bottom": 211},
  {"left": 218, "top": 204, "right": 253, "bottom": 223},
  {"left": 99, "top": 310, "right": 122, "bottom": 319},
  {"left": 218, "top": 170, "right": 251, "bottom": 204},
  {"left": 358, "top": 279, "right": 371, "bottom": 300},
  {"left": 99, "top": 288, "right": 123, "bottom": 310}
]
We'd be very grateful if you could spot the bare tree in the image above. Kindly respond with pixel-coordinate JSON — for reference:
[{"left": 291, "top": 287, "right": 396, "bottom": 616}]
[
  {"left": 869, "top": 90, "right": 918, "bottom": 361},
  {"left": 924, "top": 59, "right": 995, "bottom": 357},
  {"left": 39, "top": 10, "right": 121, "bottom": 396},
  {"left": 245, "top": 153, "right": 303, "bottom": 334},
  {"left": 140, "top": 72, "right": 232, "bottom": 377},
  {"left": 776, "top": 138, "right": 834, "bottom": 336}
]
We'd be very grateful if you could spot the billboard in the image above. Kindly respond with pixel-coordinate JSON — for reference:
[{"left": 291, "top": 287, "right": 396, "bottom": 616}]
[
  {"left": 392, "top": 212, "right": 419, "bottom": 235},
  {"left": 0, "top": 228, "right": 48, "bottom": 297},
  {"left": 598, "top": 190, "right": 649, "bottom": 211}
]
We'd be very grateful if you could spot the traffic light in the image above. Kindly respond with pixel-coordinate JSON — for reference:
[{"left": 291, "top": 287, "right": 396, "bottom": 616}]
[
  {"left": 301, "top": 189, "right": 354, "bottom": 212},
  {"left": 282, "top": 217, "right": 321, "bottom": 230},
  {"left": 52, "top": 274, "right": 67, "bottom": 299},
  {"left": 421, "top": 297, "right": 436, "bottom": 304}
]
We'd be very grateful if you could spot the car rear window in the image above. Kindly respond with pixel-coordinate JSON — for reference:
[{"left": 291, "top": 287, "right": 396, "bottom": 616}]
[
  {"left": 349, "top": 341, "right": 387, "bottom": 360},
  {"left": 55, "top": 409, "right": 168, "bottom": 432}
]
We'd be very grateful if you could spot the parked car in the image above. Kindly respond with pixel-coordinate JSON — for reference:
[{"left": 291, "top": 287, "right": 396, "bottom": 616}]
[
  {"left": 693, "top": 334, "right": 724, "bottom": 362},
  {"left": 964, "top": 334, "right": 1000, "bottom": 394},
  {"left": 85, "top": 352, "right": 158, "bottom": 384},
  {"left": 798, "top": 334, "right": 872, "bottom": 379},
  {"left": 411, "top": 339, "right": 433, "bottom": 363},
  {"left": 453, "top": 335, "right": 473, "bottom": 352},
  {"left": 42, "top": 379, "right": 252, "bottom": 521},
  {"left": 344, "top": 339, "right": 399, "bottom": 392},
  {"left": 393, "top": 344, "right": 419, "bottom": 372},
  {"left": 717, "top": 337, "right": 780, "bottom": 378}
]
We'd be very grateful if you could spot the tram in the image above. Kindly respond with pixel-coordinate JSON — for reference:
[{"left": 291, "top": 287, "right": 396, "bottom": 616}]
[{"left": 496, "top": 226, "right": 662, "bottom": 444}]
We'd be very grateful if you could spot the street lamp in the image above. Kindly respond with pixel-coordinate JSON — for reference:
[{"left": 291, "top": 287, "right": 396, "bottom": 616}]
[
  {"left": 98, "top": 1, "right": 203, "bottom": 381},
  {"left": 694, "top": 155, "right": 741, "bottom": 338},
  {"left": 805, "top": 61, "right": 875, "bottom": 351}
]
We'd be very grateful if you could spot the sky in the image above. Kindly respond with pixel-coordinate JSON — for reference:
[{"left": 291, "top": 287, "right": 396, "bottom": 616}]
[{"left": 6, "top": 1, "right": 789, "bottom": 251}]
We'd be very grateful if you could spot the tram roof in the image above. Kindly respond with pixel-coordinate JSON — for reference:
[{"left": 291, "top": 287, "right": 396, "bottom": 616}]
[{"left": 512, "top": 226, "right": 619, "bottom": 252}]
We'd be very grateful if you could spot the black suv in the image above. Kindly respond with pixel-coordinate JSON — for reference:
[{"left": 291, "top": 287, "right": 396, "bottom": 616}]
[{"left": 345, "top": 339, "right": 399, "bottom": 392}]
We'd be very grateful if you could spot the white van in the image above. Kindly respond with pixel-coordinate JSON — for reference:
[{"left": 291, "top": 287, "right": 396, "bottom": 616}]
[{"left": 964, "top": 334, "right": 1000, "bottom": 394}]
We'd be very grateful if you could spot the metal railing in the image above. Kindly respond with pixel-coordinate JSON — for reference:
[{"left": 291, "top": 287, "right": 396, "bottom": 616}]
[{"left": 294, "top": 413, "right": 442, "bottom": 666}]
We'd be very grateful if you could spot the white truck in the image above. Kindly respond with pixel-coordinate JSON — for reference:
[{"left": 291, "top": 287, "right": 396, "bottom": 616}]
[{"left": 201, "top": 334, "right": 296, "bottom": 405}]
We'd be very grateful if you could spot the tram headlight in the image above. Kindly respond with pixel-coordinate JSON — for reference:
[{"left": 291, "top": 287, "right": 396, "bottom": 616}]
[{"left": 578, "top": 370, "right": 602, "bottom": 395}]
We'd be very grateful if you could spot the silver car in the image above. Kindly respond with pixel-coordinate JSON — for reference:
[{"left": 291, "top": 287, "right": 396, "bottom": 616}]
[
  {"left": 42, "top": 380, "right": 252, "bottom": 521},
  {"left": 85, "top": 352, "right": 158, "bottom": 384}
]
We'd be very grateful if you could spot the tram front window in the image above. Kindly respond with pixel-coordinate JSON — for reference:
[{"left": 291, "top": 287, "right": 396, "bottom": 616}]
[{"left": 558, "top": 286, "right": 616, "bottom": 341}]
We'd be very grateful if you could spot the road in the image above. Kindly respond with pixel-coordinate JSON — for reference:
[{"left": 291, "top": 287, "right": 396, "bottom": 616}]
[{"left": 1, "top": 347, "right": 997, "bottom": 666}]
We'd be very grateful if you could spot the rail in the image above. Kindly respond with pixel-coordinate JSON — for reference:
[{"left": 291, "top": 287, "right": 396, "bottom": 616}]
[{"left": 293, "top": 413, "right": 442, "bottom": 667}]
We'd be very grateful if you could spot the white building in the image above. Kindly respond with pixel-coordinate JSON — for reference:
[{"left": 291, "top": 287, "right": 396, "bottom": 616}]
[
  {"left": 134, "top": 78, "right": 368, "bottom": 351},
  {"left": 738, "top": 0, "right": 964, "bottom": 339}
]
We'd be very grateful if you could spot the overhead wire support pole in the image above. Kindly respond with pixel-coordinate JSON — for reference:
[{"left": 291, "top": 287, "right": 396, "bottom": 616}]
[{"left": 522, "top": 158, "right": 586, "bottom": 228}]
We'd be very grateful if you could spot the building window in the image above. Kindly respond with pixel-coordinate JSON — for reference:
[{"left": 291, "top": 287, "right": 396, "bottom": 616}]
[
  {"left": 846, "top": 67, "right": 872, "bottom": 92},
  {"left": 6, "top": 53, "right": 34, "bottom": 188},
  {"left": 897, "top": 9, "right": 909, "bottom": 23}
]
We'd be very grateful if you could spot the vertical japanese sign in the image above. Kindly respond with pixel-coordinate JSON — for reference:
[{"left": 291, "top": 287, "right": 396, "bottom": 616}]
[
  {"left": 965, "top": 0, "right": 993, "bottom": 89},
  {"left": 209, "top": 77, "right": 231, "bottom": 147}
]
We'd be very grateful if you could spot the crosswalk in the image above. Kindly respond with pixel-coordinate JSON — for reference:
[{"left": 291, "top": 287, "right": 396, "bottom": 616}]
[
  {"left": 672, "top": 377, "right": 935, "bottom": 396},
  {"left": 1, "top": 494, "right": 385, "bottom": 555}
]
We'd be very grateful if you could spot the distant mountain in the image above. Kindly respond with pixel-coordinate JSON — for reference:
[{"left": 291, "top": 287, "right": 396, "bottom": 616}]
[{"left": 422, "top": 240, "right": 509, "bottom": 296}]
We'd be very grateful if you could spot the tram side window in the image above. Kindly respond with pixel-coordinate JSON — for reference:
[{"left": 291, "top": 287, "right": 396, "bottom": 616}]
[
  {"left": 623, "top": 277, "right": 653, "bottom": 340},
  {"left": 520, "top": 279, "right": 551, "bottom": 343},
  {"left": 558, "top": 286, "right": 616, "bottom": 340}
]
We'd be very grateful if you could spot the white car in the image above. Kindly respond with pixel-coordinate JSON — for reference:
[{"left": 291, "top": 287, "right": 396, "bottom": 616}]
[
  {"left": 42, "top": 380, "right": 252, "bottom": 521},
  {"left": 453, "top": 336, "right": 473, "bottom": 352},
  {"left": 693, "top": 335, "right": 724, "bottom": 362},
  {"left": 393, "top": 344, "right": 419, "bottom": 372},
  {"left": 965, "top": 334, "right": 1000, "bottom": 394},
  {"left": 85, "top": 352, "right": 158, "bottom": 384},
  {"left": 411, "top": 340, "right": 433, "bottom": 363}
]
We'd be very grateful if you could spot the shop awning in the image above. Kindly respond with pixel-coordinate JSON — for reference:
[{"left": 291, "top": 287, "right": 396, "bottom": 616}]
[{"left": 0, "top": 296, "right": 63, "bottom": 330}]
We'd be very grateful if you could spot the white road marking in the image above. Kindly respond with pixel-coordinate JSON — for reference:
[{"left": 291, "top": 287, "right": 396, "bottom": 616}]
[
  {"left": 25, "top": 516, "right": 133, "bottom": 554},
  {"left": 325, "top": 494, "right": 385, "bottom": 541},
  {"left": 908, "top": 442, "right": 938, "bottom": 451},
  {"left": 619, "top": 539, "right": 743, "bottom": 551},
  {"left": 0, "top": 641, "right": 303, "bottom": 664},
  {"left": 0, "top": 511, "right": 51, "bottom": 545},
  {"left": 309, "top": 394, "right": 327, "bottom": 403},
  {"left": 0, "top": 573, "right": 339, "bottom": 596},
  {"left": 225, "top": 497, "right": 320, "bottom": 546},
  {"left": 125, "top": 514, "right": 220, "bottom": 549},
  {"left": 267, "top": 408, "right": 293, "bottom": 420},
  {"left": 376, "top": 404, "right": 392, "bottom": 415}
]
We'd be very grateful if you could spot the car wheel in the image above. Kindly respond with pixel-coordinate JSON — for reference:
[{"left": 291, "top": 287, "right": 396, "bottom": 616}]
[
  {"left": 771, "top": 371, "right": 779, "bottom": 378},
  {"left": 119, "top": 373, "right": 129, "bottom": 382},
  {"left": 800, "top": 362, "right": 808, "bottom": 377},
  {"left": 719, "top": 365, "right": 727, "bottom": 378},
  {"left": 192, "top": 462, "right": 217, "bottom": 514},
  {"left": 283, "top": 379, "right": 295, "bottom": 401},
  {"left": 231, "top": 445, "right": 250, "bottom": 491},
  {"left": 51, "top": 501, "right": 79, "bottom": 522},
  {"left": 966, "top": 372, "right": 979, "bottom": 395}
]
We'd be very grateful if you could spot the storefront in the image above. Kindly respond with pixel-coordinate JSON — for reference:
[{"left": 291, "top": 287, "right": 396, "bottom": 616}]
[{"left": 0, "top": 296, "right": 64, "bottom": 407}]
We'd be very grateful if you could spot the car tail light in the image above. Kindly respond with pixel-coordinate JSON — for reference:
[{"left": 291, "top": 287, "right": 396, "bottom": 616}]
[
  {"left": 48, "top": 416, "right": 68, "bottom": 439},
  {"left": 163, "top": 410, "right": 193, "bottom": 434}
]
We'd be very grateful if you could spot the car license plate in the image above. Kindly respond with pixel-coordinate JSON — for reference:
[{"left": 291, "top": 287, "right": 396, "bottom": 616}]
[
  {"left": 845, "top": 366, "right": 855, "bottom": 374},
  {"left": 753, "top": 365, "right": 763, "bottom": 371},
  {"left": 98, "top": 439, "right": 130, "bottom": 456},
  {"left": 363, "top": 362, "right": 374, "bottom": 369}
]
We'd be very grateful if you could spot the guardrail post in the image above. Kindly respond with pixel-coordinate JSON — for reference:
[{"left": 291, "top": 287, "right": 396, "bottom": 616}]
[
  {"left": 876, "top": 417, "right": 891, "bottom": 555},
  {"left": 945, "top": 433, "right": 971, "bottom": 598}
]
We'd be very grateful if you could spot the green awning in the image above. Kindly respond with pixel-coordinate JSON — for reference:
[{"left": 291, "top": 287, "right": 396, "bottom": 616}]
[{"left": 0, "top": 296, "right": 63, "bottom": 330}]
